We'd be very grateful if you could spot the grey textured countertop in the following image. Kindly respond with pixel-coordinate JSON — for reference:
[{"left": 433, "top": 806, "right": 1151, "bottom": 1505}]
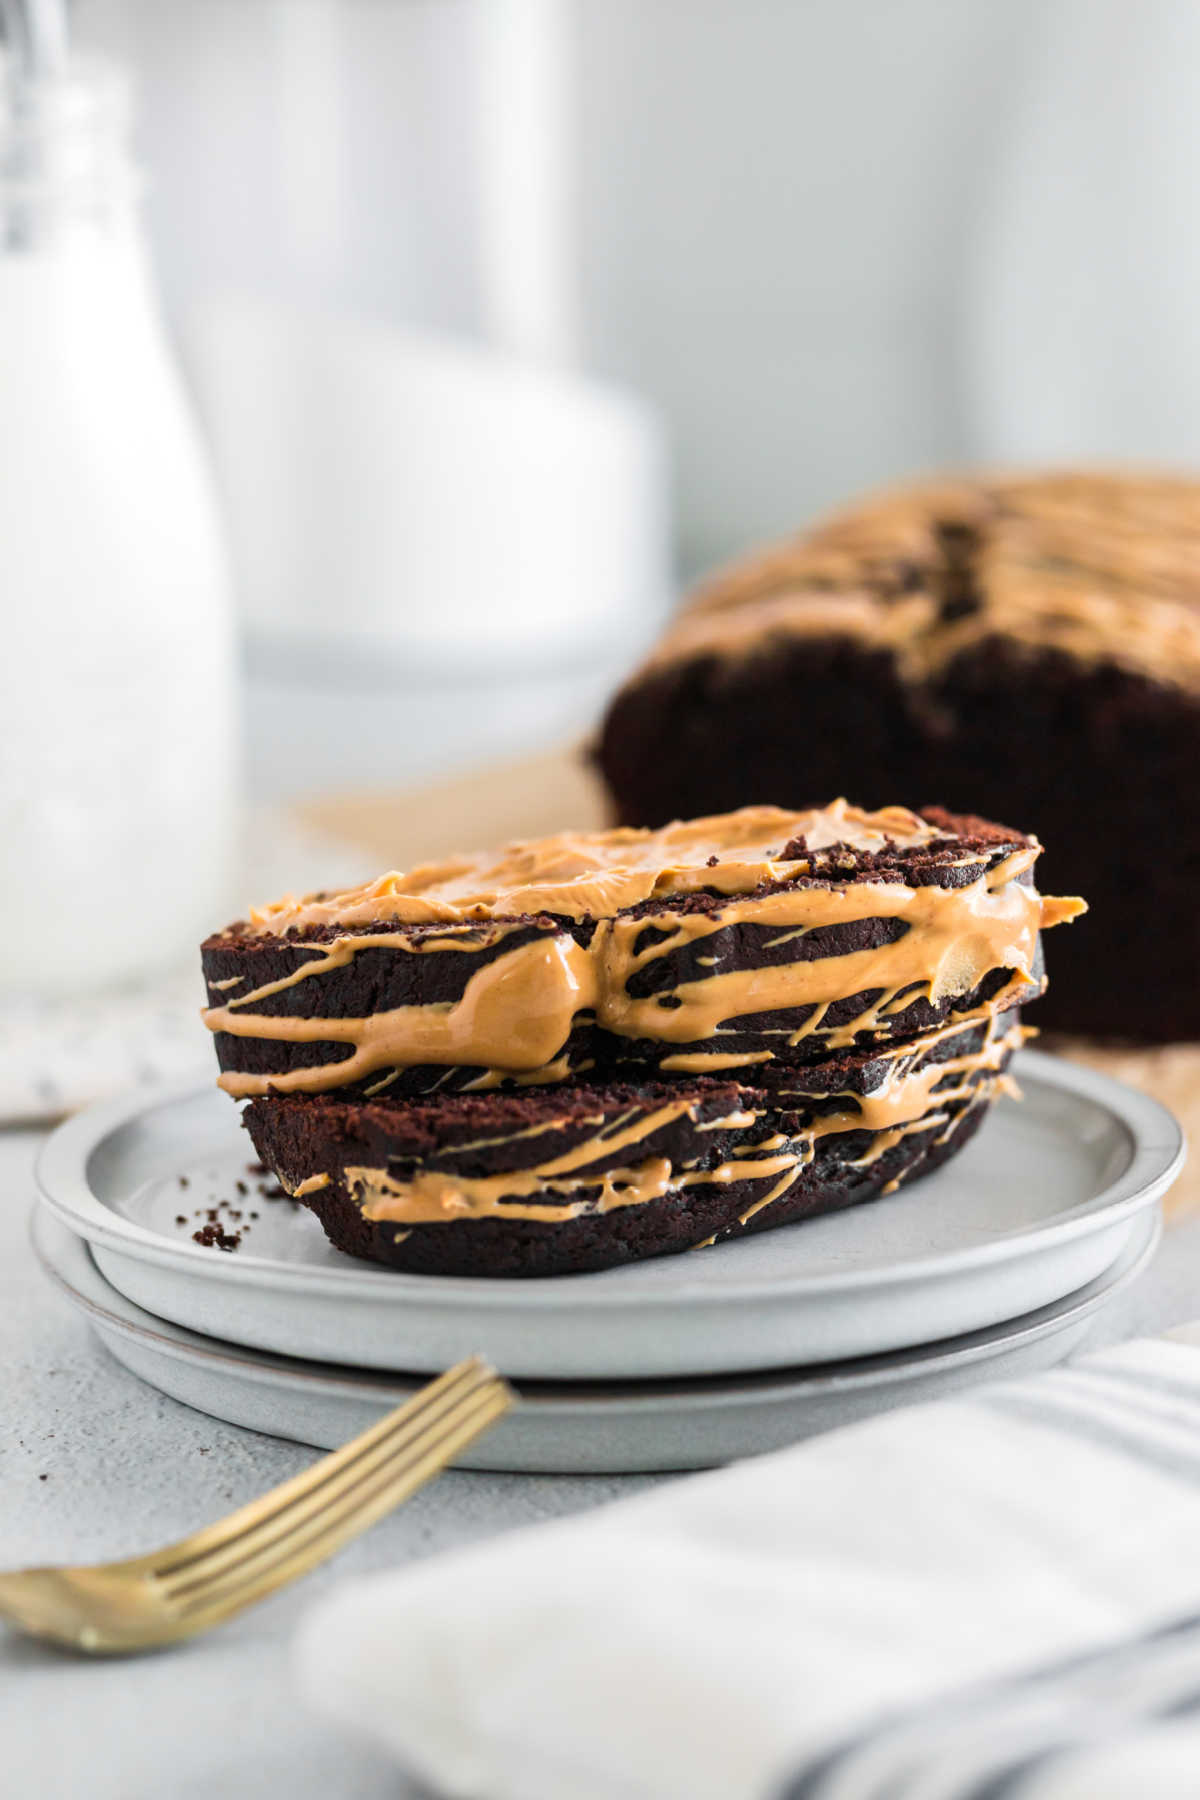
[{"left": 3, "top": 1120, "right": 1197, "bottom": 1800}]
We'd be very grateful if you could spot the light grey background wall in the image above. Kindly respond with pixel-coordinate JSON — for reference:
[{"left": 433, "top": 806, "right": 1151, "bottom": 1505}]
[
  {"left": 573, "top": 0, "right": 1042, "bottom": 573},
  {"left": 75, "top": 0, "right": 1047, "bottom": 583}
]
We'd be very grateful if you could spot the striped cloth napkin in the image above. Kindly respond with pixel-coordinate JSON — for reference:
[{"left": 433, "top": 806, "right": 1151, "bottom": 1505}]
[{"left": 296, "top": 1339, "right": 1200, "bottom": 1800}]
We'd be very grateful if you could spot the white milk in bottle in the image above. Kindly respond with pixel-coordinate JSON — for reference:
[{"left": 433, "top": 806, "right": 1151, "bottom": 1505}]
[{"left": 0, "top": 54, "right": 235, "bottom": 992}]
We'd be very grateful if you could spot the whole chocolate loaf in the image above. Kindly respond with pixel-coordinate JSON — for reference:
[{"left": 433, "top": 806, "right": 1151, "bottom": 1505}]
[{"left": 595, "top": 469, "right": 1196, "bottom": 1041}]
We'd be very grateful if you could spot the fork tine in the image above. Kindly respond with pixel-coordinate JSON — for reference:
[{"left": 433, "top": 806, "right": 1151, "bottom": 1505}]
[
  {"left": 169, "top": 1384, "right": 512, "bottom": 1624},
  {"left": 158, "top": 1375, "right": 507, "bottom": 1605},
  {"left": 149, "top": 1358, "right": 501, "bottom": 1583}
]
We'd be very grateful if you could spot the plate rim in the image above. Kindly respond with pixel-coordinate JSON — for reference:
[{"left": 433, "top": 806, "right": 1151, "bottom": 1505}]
[
  {"left": 34, "top": 1049, "right": 1185, "bottom": 1311},
  {"left": 32, "top": 1205, "right": 1162, "bottom": 1412}
]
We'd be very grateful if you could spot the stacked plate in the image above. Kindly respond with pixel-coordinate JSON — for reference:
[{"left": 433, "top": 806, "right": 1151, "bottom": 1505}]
[{"left": 34, "top": 1051, "right": 1182, "bottom": 1473}]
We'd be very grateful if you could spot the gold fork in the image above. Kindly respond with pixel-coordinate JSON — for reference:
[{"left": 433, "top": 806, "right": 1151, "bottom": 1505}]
[{"left": 0, "top": 1356, "right": 512, "bottom": 1654}]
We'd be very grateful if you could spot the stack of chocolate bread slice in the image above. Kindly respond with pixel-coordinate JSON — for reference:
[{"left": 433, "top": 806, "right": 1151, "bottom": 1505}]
[{"left": 201, "top": 801, "right": 1083, "bottom": 1276}]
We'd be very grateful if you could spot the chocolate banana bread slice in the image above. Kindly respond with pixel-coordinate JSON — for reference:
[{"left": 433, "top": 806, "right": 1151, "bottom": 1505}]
[
  {"left": 595, "top": 468, "right": 1194, "bottom": 1041},
  {"left": 203, "top": 801, "right": 1080, "bottom": 1099},
  {"left": 244, "top": 1008, "right": 1019, "bottom": 1277}
]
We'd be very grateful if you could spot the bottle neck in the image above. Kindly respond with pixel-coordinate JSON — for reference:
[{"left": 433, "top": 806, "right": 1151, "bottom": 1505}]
[{"left": 0, "top": 54, "right": 138, "bottom": 251}]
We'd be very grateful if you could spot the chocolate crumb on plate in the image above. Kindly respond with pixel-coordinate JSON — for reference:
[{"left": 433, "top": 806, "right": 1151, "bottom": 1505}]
[{"left": 192, "top": 1223, "right": 242, "bottom": 1252}]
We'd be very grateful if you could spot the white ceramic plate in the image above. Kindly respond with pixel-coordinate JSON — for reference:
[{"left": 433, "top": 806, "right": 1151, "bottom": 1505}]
[
  {"left": 34, "top": 1052, "right": 1182, "bottom": 1380},
  {"left": 34, "top": 1208, "right": 1161, "bottom": 1473}
]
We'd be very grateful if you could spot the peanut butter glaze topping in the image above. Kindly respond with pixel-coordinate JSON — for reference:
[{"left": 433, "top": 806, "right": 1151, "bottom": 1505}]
[
  {"left": 202, "top": 802, "right": 1084, "bottom": 1098},
  {"left": 632, "top": 469, "right": 1200, "bottom": 694},
  {"left": 241, "top": 800, "right": 944, "bottom": 932}
]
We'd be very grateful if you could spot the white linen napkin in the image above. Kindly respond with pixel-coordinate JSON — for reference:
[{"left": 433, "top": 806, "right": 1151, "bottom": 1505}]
[{"left": 295, "top": 1339, "right": 1200, "bottom": 1800}]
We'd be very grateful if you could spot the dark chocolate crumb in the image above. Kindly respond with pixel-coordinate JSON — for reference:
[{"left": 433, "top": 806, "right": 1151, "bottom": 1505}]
[
  {"left": 236, "top": 1180, "right": 249, "bottom": 1196},
  {"left": 175, "top": 1215, "right": 187, "bottom": 1226},
  {"left": 178, "top": 1175, "right": 190, "bottom": 1189},
  {"left": 193, "top": 1223, "right": 241, "bottom": 1252}
]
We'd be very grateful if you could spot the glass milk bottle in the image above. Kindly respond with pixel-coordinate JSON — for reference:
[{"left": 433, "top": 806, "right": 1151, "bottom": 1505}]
[{"left": 0, "top": 55, "right": 236, "bottom": 992}]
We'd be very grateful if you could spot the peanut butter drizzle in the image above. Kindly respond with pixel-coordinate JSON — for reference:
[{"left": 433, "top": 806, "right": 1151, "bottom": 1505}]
[
  {"left": 292, "top": 1173, "right": 330, "bottom": 1197},
  {"left": 1039, "top": 895, "right": 1089, "bottom": 930},
  {"left": 207, "top": 934, "right": 599, "bottom": 1095},
  {"left": 301, "top": 1016, "right": 1021, "bottom": 1229},
  {"left": 343, "top": 1147, "right": 805, "bottom": 1229},
  {"left": 241, "top": 800, "right": 943, "bottom": 932},
  {"left": 734, "top": 1016, "right": 1022, "bottom": 1216},
  {"left": 660, "top": 1049, "right": 774, "bottom": 1073},
  {"left": 339, "top": 1095, "right": 706, "bottom": 1227},
  {"left": 636, "top": 470, "right": 1200, "bottom": 694},
  {"left": 640, "top": 570, "right": 1200, "bottom": 694},
  {"left": 206, "top": 826, "right": 1078, "bottom": 1097},
  {"left": 589, "top": 854, "right": 1048, "bottom": 1049}
]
